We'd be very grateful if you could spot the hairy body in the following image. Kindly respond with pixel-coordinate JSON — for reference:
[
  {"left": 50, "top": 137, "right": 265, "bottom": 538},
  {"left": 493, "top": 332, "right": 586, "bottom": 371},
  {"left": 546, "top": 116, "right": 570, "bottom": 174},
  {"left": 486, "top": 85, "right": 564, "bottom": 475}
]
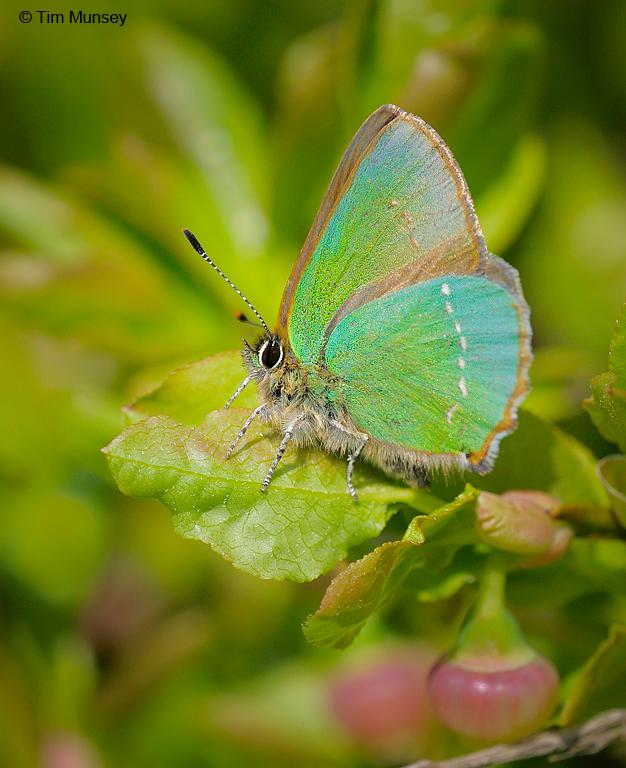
[{"left": 240, "top": 335, "right": 448, "bottom": 494}]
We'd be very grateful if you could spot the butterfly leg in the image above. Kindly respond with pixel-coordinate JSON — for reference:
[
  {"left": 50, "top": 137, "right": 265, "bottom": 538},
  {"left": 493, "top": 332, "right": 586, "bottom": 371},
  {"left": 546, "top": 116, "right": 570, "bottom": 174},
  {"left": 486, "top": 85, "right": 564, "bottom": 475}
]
[
  {"left": 224, "top": 374, "right": 253, "bottom": 409},
  {"left": 261, "top": 416, "right": 303, "bottom": 492},
  {"left": 226, "top": 404, "right": 266, "bottom": 458},
  {"left": 347, "top": 436, "right": 368, "bottom": 502}
]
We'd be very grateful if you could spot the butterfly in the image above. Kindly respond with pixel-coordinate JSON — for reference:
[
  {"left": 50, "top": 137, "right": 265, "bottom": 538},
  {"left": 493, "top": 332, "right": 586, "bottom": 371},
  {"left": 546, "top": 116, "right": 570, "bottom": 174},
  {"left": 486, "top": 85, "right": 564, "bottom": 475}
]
[{"left": 184, "top": 104, "right": 532, "bottom": 501}]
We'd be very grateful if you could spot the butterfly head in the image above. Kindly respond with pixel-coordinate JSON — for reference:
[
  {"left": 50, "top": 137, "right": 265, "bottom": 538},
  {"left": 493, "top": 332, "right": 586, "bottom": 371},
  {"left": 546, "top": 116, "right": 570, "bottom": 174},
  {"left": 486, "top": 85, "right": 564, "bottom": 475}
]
[
  {"left": 244, "top": 333, "right": 285, "bottom": 376},
  {"left": 242, "top": 332, "right": 295, "bottom": 407}
]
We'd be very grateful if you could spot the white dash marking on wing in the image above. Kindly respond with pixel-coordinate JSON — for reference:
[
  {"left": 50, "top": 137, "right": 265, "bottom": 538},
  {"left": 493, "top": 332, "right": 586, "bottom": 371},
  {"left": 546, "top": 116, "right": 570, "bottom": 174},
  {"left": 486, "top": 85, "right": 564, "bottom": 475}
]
[
  {"left": 440, "top": 282, "right": 471, "bottom": 416},
  {"left": 446, "top": 403, "right": 460, "bottom": 423}
]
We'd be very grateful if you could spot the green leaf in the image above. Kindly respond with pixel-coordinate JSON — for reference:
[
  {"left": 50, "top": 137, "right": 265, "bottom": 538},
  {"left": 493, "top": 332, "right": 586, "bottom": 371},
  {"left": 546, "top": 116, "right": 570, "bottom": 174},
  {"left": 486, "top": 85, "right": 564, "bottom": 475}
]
[
  {"left": 0, "top": 318, "right": 118, "bottom": 482},
  {"left": 597, "top": 455, "right": 626, "bottom": 528},
  {"left": 523, "top": 345, "right": 597, "bottom": 423},
  {"left": 0, "top": 167, "right": 222, "bottom": 363},
  {"left": 207, "top": 660, "right": 350, "bottom": 765},
  {"left": 303, "top": 487, "right": 479, "bottom": 649},
  {"left": 567, "top": 538, "right": 626, "bottom": 596},
  {"left": 444, "top": 20, "right": 543, "bottom": 200},
  {"left": 519, "top": 120, "right": 626, "bottom": 366},
  {"left": 124, "top": 351, "right": 258, "bottom": 426},
  {"left": 136, "top": 24, "right": 270, "bottom": 257},
  {"left": 104, "top": 404, "right": 424, "bottom": 582},
  {"left": 584, "top": 301, "right": 626, "bottom": 452},
  {"left": 110, "top": 351, "right": 441, "bottom": 582},
  {"left": 476, "top": 133, "right": 546, "bottom": 254},
  {"left": 410, "top": 561, "right": 476, "bottom": 603},
  {"left": 75, "top": 24, "right": 289, "bottom": 331},
  {"left": 509, "top": 536, "right": 626, "bottom": 609},
  {"left": 0, "top": 488, "right": 107, "bottom": 605},
  {"left": 560, "top": 624, "right": 626, "bottom": 725},
  {"left": 586, "top": 373, "right": 626, "bottom": 452}
]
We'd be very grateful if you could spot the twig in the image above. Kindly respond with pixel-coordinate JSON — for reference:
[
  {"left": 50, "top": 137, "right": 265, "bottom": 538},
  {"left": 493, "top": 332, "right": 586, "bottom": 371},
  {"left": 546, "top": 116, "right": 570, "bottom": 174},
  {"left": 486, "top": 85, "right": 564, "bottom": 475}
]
[{"left": 402, "top": 709, "right": 626, "bottom": 768}]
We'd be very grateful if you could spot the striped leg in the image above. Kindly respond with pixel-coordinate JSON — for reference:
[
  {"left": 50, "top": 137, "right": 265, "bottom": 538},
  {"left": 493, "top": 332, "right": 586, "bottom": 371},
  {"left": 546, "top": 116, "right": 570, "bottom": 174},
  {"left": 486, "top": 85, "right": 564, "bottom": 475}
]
[
  {"left": 226, "top": 404, "right": 266, "bottom": 459},
  {"left": 224, "top": 374, "right": 253, "bottom": 409},
  {"left": 331, "top": 420, "right": 369, "bottom": 501},
  {"left": 347, "top": 437, "right": 368, "bottom": 502},
  {"left": 261, "top": 416, "right": 302, "bottom": 492}
]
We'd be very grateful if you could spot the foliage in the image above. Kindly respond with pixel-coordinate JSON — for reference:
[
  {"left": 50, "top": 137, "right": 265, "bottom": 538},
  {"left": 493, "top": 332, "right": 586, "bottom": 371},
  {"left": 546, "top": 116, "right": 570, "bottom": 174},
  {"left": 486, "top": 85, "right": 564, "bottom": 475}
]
[
  {"left": 584, "top": 301, "right": 626, "bottom": 453},
  {"left": 304, "top": 487, "right": 480, "bottom": 649},
  {"left": 560, "top": 625, "right": 626, "bottom": 726}
]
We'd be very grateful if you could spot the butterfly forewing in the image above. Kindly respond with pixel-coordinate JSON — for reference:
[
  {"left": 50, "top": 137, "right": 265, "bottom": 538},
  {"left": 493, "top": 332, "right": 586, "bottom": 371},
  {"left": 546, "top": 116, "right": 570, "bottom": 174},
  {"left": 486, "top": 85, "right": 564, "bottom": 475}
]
[{"left": 278, "top": 105, "right": 487, "bottom": 364}]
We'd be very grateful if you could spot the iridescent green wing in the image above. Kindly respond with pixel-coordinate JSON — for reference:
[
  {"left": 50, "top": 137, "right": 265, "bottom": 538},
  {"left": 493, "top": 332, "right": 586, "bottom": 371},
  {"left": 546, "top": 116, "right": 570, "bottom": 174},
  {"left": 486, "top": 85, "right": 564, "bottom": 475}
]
[
  {"left": 277, "top": 105, "right": 486, "bottom": 364},
  {"left": 324, "top": 262, "right": 531, "bottom": 471}
]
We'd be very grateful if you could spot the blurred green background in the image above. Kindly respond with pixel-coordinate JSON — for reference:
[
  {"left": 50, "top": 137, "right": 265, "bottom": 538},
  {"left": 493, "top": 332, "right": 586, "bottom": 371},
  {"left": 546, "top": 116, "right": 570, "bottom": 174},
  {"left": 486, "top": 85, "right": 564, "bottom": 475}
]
[{"left": 0, "top": 0, "right": 625, "bottom": 766}]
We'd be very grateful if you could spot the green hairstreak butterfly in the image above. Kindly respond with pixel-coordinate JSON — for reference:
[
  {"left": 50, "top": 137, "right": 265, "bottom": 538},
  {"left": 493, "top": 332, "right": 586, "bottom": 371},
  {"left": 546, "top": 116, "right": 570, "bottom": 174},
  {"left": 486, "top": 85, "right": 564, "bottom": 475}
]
[{"left": 184, "top": 104, "right": 532, "bottom": 500}]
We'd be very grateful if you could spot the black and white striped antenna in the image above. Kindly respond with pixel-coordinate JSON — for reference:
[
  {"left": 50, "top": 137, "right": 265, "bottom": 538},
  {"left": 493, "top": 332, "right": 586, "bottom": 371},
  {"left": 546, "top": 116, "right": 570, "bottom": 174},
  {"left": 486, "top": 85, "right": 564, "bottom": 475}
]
[{"left": 182, "top": 228, "right": 270, "bottom": 333}]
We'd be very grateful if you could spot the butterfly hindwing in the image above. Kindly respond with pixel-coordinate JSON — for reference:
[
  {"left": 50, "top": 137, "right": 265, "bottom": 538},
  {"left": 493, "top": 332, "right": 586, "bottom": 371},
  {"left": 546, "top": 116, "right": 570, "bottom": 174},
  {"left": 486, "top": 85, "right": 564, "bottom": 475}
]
[{"left": 324, "top": 262, "right": 529, "bottom": 470}]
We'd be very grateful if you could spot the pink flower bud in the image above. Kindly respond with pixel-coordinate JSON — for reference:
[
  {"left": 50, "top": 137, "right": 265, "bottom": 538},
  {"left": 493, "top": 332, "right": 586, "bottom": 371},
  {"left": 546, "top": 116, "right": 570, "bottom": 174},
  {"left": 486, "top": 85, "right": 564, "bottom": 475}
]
[
  {"left": 42, "top": 733, "right": 101, "bottom": 768},
  {"left": 477, "top": 491, "right": 572, "bottom": 565},
  {"left": 502, "top": 490, "right": 561, "bottom": 515},
  {"left": 428, "top": 653, "right": 559, "bottom": 743},
  {"left": 328, "top": 646, "right": 437, "bottom": 759},
  {"left": 519, "top": 522, "right": 573, "bottom": 568}
]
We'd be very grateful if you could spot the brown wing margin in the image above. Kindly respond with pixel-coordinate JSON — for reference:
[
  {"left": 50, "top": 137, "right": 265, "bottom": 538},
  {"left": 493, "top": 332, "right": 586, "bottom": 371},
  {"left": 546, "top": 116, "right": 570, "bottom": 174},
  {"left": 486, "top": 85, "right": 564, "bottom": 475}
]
[{"left": 275, "top": 104, "right": 400, "bottom": 334}]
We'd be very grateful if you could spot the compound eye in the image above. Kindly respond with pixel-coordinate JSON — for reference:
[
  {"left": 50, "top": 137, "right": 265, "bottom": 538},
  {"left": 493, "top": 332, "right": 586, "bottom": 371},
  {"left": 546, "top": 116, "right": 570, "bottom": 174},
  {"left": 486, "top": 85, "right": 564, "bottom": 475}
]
[{"left": 258, "top": 339, "right": 283, "bottom": 370}]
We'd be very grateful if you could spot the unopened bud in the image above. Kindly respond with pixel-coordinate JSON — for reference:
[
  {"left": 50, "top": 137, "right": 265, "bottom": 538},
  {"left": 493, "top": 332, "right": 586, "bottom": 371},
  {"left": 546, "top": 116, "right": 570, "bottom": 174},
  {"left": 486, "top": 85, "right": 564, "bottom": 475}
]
[
  {"left": 428, "top": 555, "right": 560, "bottom": 743},
  {"left": 477, "top": 490, "right": 572, "bottom": 564}
]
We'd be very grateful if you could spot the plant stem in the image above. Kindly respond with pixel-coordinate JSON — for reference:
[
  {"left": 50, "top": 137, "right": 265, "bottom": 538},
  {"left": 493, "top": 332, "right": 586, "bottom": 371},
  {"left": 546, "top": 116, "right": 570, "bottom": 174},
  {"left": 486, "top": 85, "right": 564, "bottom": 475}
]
[
  {"left": 401, "top": 708, "right": 626, "bottom": 768},
  {"left": 453, "top": 553, "right": 529, "bottom": 663},
  {"left": 475, "top": 553, "right": 508, "bottom": 619}
]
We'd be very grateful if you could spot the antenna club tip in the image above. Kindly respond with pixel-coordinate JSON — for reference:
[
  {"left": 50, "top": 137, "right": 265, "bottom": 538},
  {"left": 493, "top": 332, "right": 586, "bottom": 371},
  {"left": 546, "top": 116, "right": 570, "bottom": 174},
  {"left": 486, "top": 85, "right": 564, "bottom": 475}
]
[{"left": 182, "top": 228, "right": 203, "bottom": 255}]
